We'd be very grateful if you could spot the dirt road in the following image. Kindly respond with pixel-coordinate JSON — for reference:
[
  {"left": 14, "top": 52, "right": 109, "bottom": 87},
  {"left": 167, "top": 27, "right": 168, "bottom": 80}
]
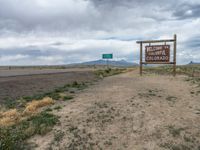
[
  {"left": 30, "top": 70, "right": 200, "bottom": 150},
  {"left": 0, "top": 68, "right": 94, "bottom": 77}
]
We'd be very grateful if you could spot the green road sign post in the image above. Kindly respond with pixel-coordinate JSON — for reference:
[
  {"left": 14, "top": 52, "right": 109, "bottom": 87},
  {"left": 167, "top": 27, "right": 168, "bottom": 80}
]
[{"left": 102, "top": 54, "right": 113, "bottom": 68}]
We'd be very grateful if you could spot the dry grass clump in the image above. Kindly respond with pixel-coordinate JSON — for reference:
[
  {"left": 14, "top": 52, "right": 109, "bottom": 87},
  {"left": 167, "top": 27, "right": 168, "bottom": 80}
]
[
  {"left": 1, "top": 109, "right": 19, "bottom": 117},
  {"left": 23, "top": 97, "right": 54, "bottom": 115},
  {"left": 0, "top": 97, "right": 54, "bottom": 127},
  {"left": 0, "top": 109, "right": 20, "bottom": 126}
]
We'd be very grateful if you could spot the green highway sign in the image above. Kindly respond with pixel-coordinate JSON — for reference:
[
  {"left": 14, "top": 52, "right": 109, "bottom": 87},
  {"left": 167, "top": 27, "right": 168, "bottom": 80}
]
[{"left": 102, "top": 54, "right": 113, "bottom": 59}]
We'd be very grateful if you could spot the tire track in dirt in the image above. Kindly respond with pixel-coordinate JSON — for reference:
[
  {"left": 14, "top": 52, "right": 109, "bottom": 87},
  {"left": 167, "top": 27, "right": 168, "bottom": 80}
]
[{"left": 29, "top": 70, "right": 200, "bottom": 150}]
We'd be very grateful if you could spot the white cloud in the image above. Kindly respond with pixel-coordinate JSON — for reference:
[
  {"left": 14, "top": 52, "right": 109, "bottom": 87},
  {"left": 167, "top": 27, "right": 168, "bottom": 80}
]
[
  {"left": 0, "top": 0, "right": 199, "bottom": 65},
  {"left": 0, "top": 54, "right": 30, "bottom": 65}
]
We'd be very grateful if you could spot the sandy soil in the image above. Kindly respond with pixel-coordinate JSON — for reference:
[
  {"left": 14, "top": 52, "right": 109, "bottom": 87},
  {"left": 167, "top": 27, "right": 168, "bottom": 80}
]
[
  {"left": 0, "top": 71, "right": 96, "bottom": 103},
  {"left": 29, "top": 70, "right": 200, "bottom": 150}
]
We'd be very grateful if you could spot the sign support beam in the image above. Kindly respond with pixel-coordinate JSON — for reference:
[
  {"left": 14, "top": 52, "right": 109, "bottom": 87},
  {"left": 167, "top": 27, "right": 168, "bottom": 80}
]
[
  {"left": 136, "top": 34, "right": 177, "bottom": 77},
  {"left": 102, "top": 54, "right": 113, "bottom": 69},
  {"left": 173, "top": 34, "right": 177, "bottom": 77},
  {"left": 140, "top": 42, "right": 143, "bottom": 76},
  {"left": 106, "top": 59, "right": 109, "bottom": 69}
]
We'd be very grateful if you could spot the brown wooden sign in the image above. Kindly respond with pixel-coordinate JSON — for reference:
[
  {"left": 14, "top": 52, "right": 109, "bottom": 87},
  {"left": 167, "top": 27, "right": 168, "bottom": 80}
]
[
  {"left": 136, "top": 34, "right": 177, "bottom": 76},
  {"left": 145, "top": 45, "right": 170, "bottom": 62}
]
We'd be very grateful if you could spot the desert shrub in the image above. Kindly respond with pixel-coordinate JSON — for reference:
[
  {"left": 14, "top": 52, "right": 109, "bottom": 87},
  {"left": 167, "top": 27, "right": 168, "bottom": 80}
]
[
  {"left": 22, "top": 96, "right": 33, "bottom": 102},
  {"left": 64, "top": 81, "right": 88, "bottom": 90},
  {"left": 0, "top": 111, "right": 59, "bottom": 150},
  {"left": 45, "top": 92, "right": 61, "bottom": 100},
  {"left": 105, "top": 68, "right": 111, "bottom": 73},
  {"left": 72, "top": 81, "right": 78, "bottom": 86},
  {"left": 95, "top": 68, "right": 126, "bottom": 78},
  {"left": 28, "top": 112, "right": 58, "bottom": 135},
  {"left": 167, "top": 125, "right": 184, "bottom": 137},
  {"left": 3, "top": 98, "right": 18, "bottom": 109},
  {"left": 54, "top": 86, "right": 68, "bottom": 93},
  {"left": 144, "top": 65, "right": 200, "bottom": 76},
  {"left": 54, "top": 106, "right": 62, "bottom": 110},
  {"left": 63, "top": 96, "right": 73, "bottom": 101},
  {"left": 45, "top": 108, "right": 53, "bottom": 112}
]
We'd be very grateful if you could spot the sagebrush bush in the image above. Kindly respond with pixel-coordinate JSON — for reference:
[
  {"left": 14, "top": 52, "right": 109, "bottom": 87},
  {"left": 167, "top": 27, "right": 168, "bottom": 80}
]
[{"left": 0, "top": 111, "right": 59, "bottom": 150}]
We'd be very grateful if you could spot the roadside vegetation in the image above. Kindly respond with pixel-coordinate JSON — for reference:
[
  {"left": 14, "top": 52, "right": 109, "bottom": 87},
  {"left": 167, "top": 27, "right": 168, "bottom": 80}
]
[
  {"left": 0, "top": 68, "right": 128, "bottom": 149},
  {"left": 0, "top": 81, "right": 89, "bottom": 149},
  {"left": 144, "top": 65, "right": 200, "bottom": 76},
  {"left": 2, "top": 81, "right": 87, "bottom": 109},
  {"left": 144, "top": 65, "right": 200, "bottom": 87},
  {"left": 0, "top": 111, "right": 59, "bottom": 149},
  {"left": 95, "top": 68, "right": 128, "bottom": 78}
]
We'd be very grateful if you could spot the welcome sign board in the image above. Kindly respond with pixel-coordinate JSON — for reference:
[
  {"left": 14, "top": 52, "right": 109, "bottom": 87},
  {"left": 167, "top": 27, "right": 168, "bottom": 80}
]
[{"left": 145, "top": 45, "right": 170, "bottom": 62}]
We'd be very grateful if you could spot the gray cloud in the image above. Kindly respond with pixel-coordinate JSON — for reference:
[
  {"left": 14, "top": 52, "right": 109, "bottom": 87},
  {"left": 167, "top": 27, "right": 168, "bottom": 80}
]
[
  {"left": 0, "top": 0, "right": 98, "bottom": 33},
  {"left": 0, "top": 0, "right": 199, "bottom": 34},
  {"left": 0, "top": 0, "right": 200, "bottom": 65},
  {"left": 183, "top": 35, "right": 200, "bottom": 48},
  {"left": 0, "top": 0, "right": 178, "bottom": 33},
  {"left": 173, "top": 3, "right": 200, "bottom": 19}
]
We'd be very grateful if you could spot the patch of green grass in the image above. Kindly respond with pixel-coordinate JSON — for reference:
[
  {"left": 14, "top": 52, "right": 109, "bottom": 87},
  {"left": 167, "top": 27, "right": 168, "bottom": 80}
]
[
  {"left": 167, "top": 125, "right": 184, "bottom": 137},
  {"left": 22, "top": 96, "right": 33, "bottom": 102},
  {"left": 3, "top": 98, "right": 18, "bottom": 109},
  {"left": 95, "top": 68, "right": 126, "bottom": 78},
  {"left": 69, "top": 91, "right": 75, "bottom": 93},
  {"left": 72, "top": 81, "right": 78, "bottom": 87},
  {"left": 45, "top": 92, "right": 61, "bottom": 100},
  {"left": 66, "top": 81, "right": 88, "bottom": 89},
  {"left": 185, "top": 77, "right": 200, "bottom": 85},
  {"left": 54, "top": 86, "right": 69, "bottom": 93},
  {"left": 54, "top": 106, "right": 62, "bottom": 110},
  {"left": 63, "top": 96, "right": 73, "bottom": 101},
  {"left": 45, "top": 108, "right": 53, "bottom": 112},
  {"left": 0, "top": 111, "right": 59, "bottom": 150},
  {"left": 27, "top": 112, "right": 58, "bottom": 135}
]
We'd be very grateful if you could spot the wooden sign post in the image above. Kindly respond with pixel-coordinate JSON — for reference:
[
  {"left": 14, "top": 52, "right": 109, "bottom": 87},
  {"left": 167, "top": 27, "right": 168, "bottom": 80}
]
[{"left": 136, "top": 34, "right": 177, "bottom": 76}]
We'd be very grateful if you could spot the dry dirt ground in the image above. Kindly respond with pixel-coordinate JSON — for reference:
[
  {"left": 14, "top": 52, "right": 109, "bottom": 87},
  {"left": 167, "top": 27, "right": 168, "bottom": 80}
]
[
  {"left": 29, "top": 70, "right": 200, "bottom": 150},
  {"left": 0, "top": 70, "right": 96, "bottom": 103}
]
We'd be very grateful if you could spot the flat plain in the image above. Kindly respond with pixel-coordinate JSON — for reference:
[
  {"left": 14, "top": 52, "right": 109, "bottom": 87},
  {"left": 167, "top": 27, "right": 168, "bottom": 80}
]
[
  {"left": 0, "top": 68, "right": 97, "bottom": 103},
  {"left": 1, "top": 66, "right": 200, "bottom": 150}
]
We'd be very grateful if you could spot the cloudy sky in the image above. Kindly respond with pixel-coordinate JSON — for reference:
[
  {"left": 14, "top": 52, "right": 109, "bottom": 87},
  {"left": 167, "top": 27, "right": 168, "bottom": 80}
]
[{"left": 0, "top": 0, "right": 200, "bottom": 65}]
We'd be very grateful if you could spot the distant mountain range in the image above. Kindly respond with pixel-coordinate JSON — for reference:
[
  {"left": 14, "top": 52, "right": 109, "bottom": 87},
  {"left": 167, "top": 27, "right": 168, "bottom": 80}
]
[
  {"left": 188, "top": 61, "right": 200, "bottom": 65},
  {"left": 68, "top": 59, "right": 138, "bottom": 67}
]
